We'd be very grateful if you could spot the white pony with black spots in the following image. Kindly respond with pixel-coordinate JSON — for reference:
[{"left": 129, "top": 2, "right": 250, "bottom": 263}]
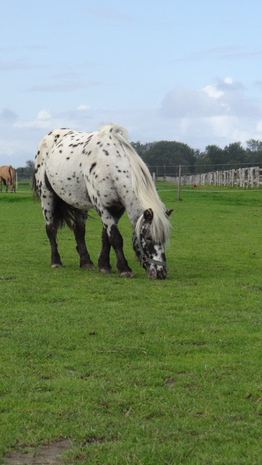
[{"left": 33, "top": 123, "right": 173, "bottom": 279}]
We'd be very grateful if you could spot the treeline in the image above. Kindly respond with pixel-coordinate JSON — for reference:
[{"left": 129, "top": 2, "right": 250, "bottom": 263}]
[
  {"left": 16, "top": 160, "right": 35, "bottom": 180},
  {"left": 16, "top": 139, "right": 262, "bottom": 179},
  {"left": 132, "top": 139, "right": 262, "bottom": 177}
]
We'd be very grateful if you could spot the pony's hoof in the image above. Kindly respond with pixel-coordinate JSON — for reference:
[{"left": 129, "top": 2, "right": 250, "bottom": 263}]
[
  {"left": 81, "top": 263, "right": 95, "bottom": 269},
  {"left": 120, "top": 271, "right": 134, "bottom": 278},
  {"left": 51, "top": 263, "right": 62, "bottom": 268},
  {"left": 99, "top": 268, "right": 113, "bottom": 274}
]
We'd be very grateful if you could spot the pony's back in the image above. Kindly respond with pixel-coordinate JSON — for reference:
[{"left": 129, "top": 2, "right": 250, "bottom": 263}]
[{"left": 35, "top": 129, "right": 69, "bottom": 167}]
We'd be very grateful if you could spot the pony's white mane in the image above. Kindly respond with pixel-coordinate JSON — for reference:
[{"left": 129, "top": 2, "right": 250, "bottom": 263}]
[{"left": 98, "top": 124, "right": 170, "bottom": 245}]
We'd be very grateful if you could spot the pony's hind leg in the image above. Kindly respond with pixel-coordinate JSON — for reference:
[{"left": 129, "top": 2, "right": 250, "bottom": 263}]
[
  {"left": 73, "top": 213, "right": 95, "bottom": 269},
  {"left": 40, "top": 185, "right": 63, "bottom": 268},
  {"left": 46, "top": 223, "right": 62, "bottom": 268},
  {"left": 98, "top": 226, "right": 113, "bottom": 274}
]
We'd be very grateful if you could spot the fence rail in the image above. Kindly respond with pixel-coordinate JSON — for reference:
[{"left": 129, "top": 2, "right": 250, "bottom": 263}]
[{"left": 157, "top": 166, "right": 262, "bottom": 189}]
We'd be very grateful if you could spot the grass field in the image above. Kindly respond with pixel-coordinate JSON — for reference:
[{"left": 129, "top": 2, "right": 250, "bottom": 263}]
[{"left": 0, "top": 183, "right": 261, "bottom": 464}]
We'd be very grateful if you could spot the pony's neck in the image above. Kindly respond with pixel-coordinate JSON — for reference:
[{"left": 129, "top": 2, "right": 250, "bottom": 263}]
[{"left": 125, "top": 200, "right": 143, "bottom": 230}]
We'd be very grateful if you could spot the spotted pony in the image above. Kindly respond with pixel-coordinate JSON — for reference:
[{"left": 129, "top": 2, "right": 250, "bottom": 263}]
[{"left": 33, "top": 124, "right": 173, "bottom": 279}]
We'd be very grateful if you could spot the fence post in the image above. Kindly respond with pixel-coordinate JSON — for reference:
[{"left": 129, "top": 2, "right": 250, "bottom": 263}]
[
  {"left": 152, "top": 172, "right": 156, "bottom": 184},
  {"left": 177, "top": 165, "right": 182, "bottom": 201},
  {"left": 151, "top": 165, "right": 260, "bottom": 189}
]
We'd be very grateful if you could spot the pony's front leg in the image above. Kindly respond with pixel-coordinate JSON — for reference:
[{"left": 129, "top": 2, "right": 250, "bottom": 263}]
[
  {"left": 46, "top": 224, "right": 62, "bottom": 268},
  {"left": 108, "top": 224, "right": 134, "bottom": 278},
  {"left": 73, "top": 215, "right": 95, "bottom": 269}
]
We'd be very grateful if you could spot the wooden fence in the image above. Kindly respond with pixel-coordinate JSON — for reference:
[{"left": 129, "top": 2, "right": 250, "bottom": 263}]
[{"left": 157, "top": 166, "right": 262, "bottom": 189}]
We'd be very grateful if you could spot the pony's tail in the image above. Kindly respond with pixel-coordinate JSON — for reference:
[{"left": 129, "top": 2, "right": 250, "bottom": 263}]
[
  {"left": 9, "top": 166, "right": 13, "bottom": 185},
  {"left": 45, "top": 173, "right": 85, "bottom": 230},
  {"left": 32, "top": 172, "right": 39, "bottom": 200},
  {"left": 98, "top": 123, "right": 129, "bottom": 145}
]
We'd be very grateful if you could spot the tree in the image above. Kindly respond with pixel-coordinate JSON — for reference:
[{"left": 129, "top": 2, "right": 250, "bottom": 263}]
[
  {"left": 246, "top": 139, "right": 262, "bottom": 165},
  {"left": 16, "top": 160, "right": 35, "bottom": 180},
  {"left": 194, "top": 153, "right": 213, "bottom": 173},
  {"left": 246, "top": 139, "right": 262, "bottom": 152},
  {"left": 223, "top": 142, "right": 246, "bottom": 167},
  {"left": 134, "top": 140, "right": 198, "bottom": 176},
  {"left": 194, "top": 145, "right": 225, "bottom": 173},
  {"left": 206, "top": 145, "right": 225, "bottom": 165}
]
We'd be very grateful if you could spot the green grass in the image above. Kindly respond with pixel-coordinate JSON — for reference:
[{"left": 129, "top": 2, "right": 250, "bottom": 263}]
[{"left": 0, "top": 183, "right": 261, "bottom": 464}]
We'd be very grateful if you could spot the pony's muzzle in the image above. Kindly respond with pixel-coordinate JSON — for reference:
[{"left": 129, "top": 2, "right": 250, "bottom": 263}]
[{"left": 147, "top": 265, "right": 167, "bottom": 280}]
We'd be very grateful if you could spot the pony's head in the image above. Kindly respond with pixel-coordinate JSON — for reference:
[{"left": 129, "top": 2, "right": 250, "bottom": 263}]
[{"left": 133, "top": 208, "right": 173, "bottom": 280}]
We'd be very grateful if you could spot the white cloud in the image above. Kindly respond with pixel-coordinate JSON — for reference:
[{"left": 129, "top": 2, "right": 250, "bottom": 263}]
[
  {"left": 224, "top": 76, "right": 233, "bottom": 85},
  {"left": 202, "top": 77, "right": 234, "bottom": 100},
  {"left": 77, "top": 104, "right": 91, "bottom": 111},
  {"left": 160, "top": 84, "right": 226, "bottom": 118},
  {"left": 203, "top": 84, "right": 224, "bottom": 100},
  {"left": 14, "top": 109, "right": 54, "bottom": 129},
  {"left": 156, "top": 77, "right": 262, "bottom": 149},
  {"left": 37, "top": 109, "right": 52, "bottom": 120},
  {"left": 207, "top": 116, "right": 238, "bottom": 138},
  {"left": 160, "top": 77, "right": 261, "bottom": 121}
]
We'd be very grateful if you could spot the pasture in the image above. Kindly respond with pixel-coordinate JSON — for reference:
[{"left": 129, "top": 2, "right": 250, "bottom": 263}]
[{"left": 0, "top": 183, "right": 261, "bottom": 464}]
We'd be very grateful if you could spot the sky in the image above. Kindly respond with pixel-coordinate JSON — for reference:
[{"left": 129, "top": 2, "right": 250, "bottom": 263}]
[{"left": 1, "top": 0, "right": 262, "bottom": 167}]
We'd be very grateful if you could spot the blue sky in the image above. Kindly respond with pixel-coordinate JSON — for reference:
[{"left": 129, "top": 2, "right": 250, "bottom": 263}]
[{"left": 1, "top": 0, "right": 262, "bottom": 167}]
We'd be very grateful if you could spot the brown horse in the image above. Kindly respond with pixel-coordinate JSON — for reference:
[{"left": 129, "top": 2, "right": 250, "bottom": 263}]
[{"left": 0, "top": 165, "right": 16, "bottom": 192}]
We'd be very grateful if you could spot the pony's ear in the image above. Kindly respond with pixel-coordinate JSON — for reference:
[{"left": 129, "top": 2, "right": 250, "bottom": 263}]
[
  {"left": 143, "top": 208, "right": 153, "bottom": 222},
  {"left": 166, "top": 209, "right": 174, "bottom": 217}
]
